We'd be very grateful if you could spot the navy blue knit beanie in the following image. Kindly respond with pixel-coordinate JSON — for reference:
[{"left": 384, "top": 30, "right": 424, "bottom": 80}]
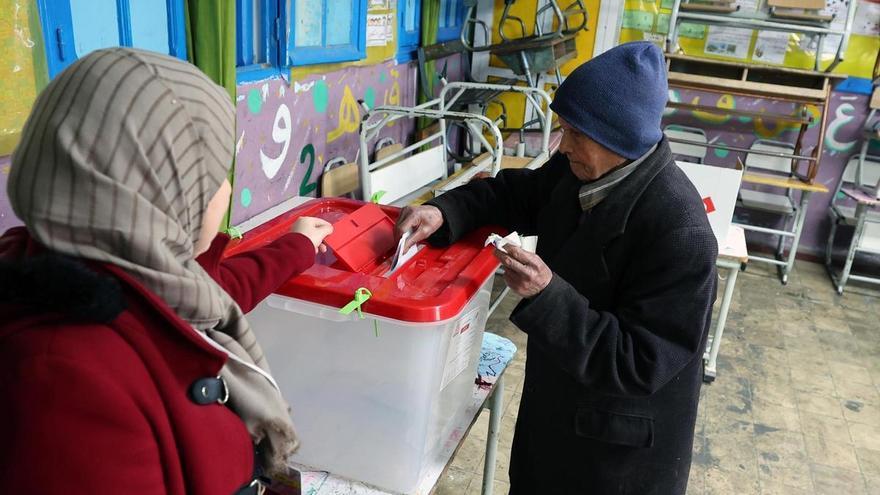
[{"left": 550, "top": 41, "right": 667, "bottom": 160}]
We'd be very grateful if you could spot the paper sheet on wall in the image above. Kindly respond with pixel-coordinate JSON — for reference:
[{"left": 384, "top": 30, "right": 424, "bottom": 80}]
[
  {"left": 853, "top": 1, "right": 880, "bottom": 36},
  {"left": 705, "top": 26, "right": 753, "bottom": 60},
  {"left": 367, "top": 14, "right": 389, "bottom": 46},
  {"left": 643, "top": 32, "right": 665, "bottom": 45},
  {"left": 798, "top": 0, "right": 848, "bottom": 57},
  {"left": 753, "top": 31, "right": 791, "bottom": 64},
  {"left": 385, "top": 13, "right": 393, "bottom": 42},
  {"left": 733, "top": 0, "right": 759, "bottom": 12}
]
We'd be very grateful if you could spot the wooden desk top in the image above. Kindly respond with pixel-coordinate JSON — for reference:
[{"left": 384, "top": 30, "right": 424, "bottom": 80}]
[
  {"left": 409, "top": 153, "right": 552, "bottom": 206},
  {"left": 841, "top": 186, "right": 880, "bottom": 206},
  {"left": 409, "top": 165, "right": 480, "bottom": 205},
  {"left": 742, "top": 172, "right": 829, "bottom": 193},
  {"left": 718, "top": 225, "right": 748, "bottom": 264},
  {"left": 666, "top": 54, "right": 846, "bottom": 79}
]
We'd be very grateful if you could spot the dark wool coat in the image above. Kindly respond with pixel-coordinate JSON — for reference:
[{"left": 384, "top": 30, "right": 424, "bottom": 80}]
[
  {"left": 0, "top": 228, "right": 315, "bottom": 495},
  {"left": 427, "top": 138, "right": 718, "bottom": 494}
]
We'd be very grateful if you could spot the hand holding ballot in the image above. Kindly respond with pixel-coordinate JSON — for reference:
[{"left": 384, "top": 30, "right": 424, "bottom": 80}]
[
  {"left": 291, "top": 216, "right": 334, "bottom": 253},
  {"left": 394, "top": 205, "right": 443, "bottom": 252},
  {"left": 493, "top": 245, "right": 552, "bottom": 298}
]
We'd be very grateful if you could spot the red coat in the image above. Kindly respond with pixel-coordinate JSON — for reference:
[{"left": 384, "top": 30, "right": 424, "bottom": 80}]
[{"left": 0, "top": 227, "right": 315, "bottom": 494}]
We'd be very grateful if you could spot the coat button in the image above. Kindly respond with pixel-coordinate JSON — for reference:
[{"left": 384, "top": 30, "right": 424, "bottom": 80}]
[{"left": 189, "top": 376, "right": 229, "bottom": 405}]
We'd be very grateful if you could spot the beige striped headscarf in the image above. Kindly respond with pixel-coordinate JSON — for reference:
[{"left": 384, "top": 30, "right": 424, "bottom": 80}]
[{"left": 8, "top": 47, "right": 297, "bottom": 475}]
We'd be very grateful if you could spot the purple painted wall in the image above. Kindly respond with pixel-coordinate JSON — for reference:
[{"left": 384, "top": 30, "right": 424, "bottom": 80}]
[
  {"left": 232, "top": 61, "right": 419, "bottom": 225},
  {"left": 0, "top": 69, "right": 875, "bottom": 261},
  {"left": 663, "top": 87, "right": 879, "bottom": 257},
  {"left": 231, "top": 55, "right": 465, "bottom": 226}
]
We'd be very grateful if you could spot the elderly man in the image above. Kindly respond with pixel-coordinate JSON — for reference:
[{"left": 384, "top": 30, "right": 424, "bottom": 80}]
[{"left": 396, "top": 42, "right": 717, "bottom": 494}]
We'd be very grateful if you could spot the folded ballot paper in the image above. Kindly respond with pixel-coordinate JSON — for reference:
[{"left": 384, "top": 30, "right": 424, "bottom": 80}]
[
  {"left": 484, "top": 232, "right": 537, "bottom": 253},
  {"left": 386, "top": 230, "right": 420, "bottom": 275}
]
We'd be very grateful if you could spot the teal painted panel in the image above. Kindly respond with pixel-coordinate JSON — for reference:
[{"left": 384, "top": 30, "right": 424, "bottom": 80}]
[
  {"left": 70, "top": 0, "right": 119, "bottom": 57},
  {"left": 295, "top": 0, "right": 323, "bottom": 47},
  {"left": 327, "top": 0, "right": 353, "bottom": 46},
  {"left": 404, "top": 0, "right": 416, "bottom": 32},
  {"left": 439, "top": 0, "right": 449, "bottom": 28},
  {"left": 130, "top": 0, "right": 170, "bottom": 54}
]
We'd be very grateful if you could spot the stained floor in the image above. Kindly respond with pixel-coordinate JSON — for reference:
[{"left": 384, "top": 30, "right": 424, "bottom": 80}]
[{"left": 435, "top": 260, "right": 880, "bottom": 494}]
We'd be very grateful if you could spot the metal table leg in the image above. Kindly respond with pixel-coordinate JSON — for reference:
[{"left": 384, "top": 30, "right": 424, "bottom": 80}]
[
  {"left": 778, "top": 190, "right": 812, "bottom": 284},
  {"left": 704, "top": 262, "right": 739, "bottom": 383},
  {"left": 482, "top": 374, "right": 504, "bottom": 495},
  {"left": 837, "top": 202, "right": 868, "bottom": 295}
]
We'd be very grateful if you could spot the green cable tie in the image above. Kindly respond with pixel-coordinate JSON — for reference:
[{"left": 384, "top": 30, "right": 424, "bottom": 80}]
[
  {"left": 339, "top": 287, "right": 372, "bottom": 318},
  {"left": 226, "top": 226, "right": 243, "bottom": 240},
  {"left": 370, "top": 191, "right": 386, "bottom": 204},
  {"left": 339, "top": 288, "right": 380, "bottom": 337}
]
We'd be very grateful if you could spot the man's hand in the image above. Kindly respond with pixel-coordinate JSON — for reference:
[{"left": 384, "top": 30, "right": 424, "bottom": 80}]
[
  {"left": 291, "top": 216, "right": 334, "bottom": 253},
  {"left": 495, "top": 245, "right": 553, "bottom": 298},
  {"left": 395, "top": 205, "right": 443, "bottom": 252}
]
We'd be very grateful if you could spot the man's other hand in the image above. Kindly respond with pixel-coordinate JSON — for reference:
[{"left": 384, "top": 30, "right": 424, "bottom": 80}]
[
  {"left": 495, "top": 245, "right": 552, "bottom": 298},
  {"left": 395, "top": 205, "right": 443, "bottom": 252}
]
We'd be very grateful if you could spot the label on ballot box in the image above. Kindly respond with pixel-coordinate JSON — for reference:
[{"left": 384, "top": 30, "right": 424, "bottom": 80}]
[
  {"left": 676, "top": 161, "right": 743, "bottom": 247},
  {"left": 441, "top": 308, "right": 482, "bottom": 390}
]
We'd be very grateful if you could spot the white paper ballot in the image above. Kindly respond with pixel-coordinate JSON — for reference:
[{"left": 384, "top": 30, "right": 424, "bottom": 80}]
[
  {"left": 485, "top": 232, "right": 538, "bottom": 253},
  {"left": 387, "top": 230, "right": 419, "bottom": 275},
  {"left": 485, "top": 232, "right": 522, "bottom": 253}
]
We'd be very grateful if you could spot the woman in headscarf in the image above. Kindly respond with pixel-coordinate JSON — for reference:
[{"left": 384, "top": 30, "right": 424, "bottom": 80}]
[{"left": 0, "top": 47, "right": 332, "bottom": 494}]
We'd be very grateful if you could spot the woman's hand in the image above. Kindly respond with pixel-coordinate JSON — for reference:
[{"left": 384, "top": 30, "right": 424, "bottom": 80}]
[{"left": 291, "top": 217, "right": 334, "bottom": 253}]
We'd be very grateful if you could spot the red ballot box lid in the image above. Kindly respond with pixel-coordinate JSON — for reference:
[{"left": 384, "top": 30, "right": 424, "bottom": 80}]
[
  {"left": 322, "top": 203, "right": 396, "bottom": 272},
  {"left": 224, "top": 198, "right": 501, "bottom": 323}
]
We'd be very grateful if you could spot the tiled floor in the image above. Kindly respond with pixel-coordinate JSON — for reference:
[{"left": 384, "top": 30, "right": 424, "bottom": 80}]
[{"left": 435, "top": 260, "right": 880, "bottom": 494}]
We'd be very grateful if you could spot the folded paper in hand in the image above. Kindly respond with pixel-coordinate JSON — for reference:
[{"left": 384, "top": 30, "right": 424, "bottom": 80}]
[
  {"left": 485, "top": 232, "right": 538, "bottom": 253},
  {"left": 485, "top": 232, "right": 522, "bottom": 253}
]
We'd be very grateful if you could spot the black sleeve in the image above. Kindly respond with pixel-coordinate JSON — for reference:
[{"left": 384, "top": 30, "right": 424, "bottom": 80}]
[
  {"left": 425, "top": 153, "right": 572, "bottom": 246},
  {"left": 509, "top": 225, "right": 718, "bottom": 396}
]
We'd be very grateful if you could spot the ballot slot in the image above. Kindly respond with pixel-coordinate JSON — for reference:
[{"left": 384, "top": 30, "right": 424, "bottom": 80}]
[
  {"left": 228, "top": 201, "right": 420, "bottom": 278},
  {"left": 321, "top": 203, "right": 422, "bottom": 278}
]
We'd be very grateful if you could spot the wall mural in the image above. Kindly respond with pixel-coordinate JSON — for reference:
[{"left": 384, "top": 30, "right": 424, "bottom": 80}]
[
  {"left": 0, "top": 71, "right": 873, "bottom": 260},
  {"left": 663, "top": 89, "right": 877, "bottom": 256},
  {"left": 232, "top": 60, "right": 418, "bottom": 226}
]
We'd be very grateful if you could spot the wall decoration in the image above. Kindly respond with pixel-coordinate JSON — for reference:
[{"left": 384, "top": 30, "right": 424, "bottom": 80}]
[{"left": 232, "top": 60, "right": 418, "bottom": 226}]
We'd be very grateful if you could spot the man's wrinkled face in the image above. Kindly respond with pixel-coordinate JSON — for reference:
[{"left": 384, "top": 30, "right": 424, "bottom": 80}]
[{"left": 558, "top": 117, "right": 626, "bottom": 181}]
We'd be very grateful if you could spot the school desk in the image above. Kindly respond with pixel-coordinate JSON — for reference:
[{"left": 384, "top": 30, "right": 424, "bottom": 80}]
[
  {"left": 734, "top": 172, "right": 828, "bottom": 285},
  {"left": 704, "top": 225, "right": 748, "bottom": 383}
]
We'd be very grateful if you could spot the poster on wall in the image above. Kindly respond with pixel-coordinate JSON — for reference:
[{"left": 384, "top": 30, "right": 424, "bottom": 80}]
[
  {"left": 367, "top": 14, "right": 390, "bottom": 46},
  {"left": 733, "top": 0, "right": 760, "bottom": 12},
  {"left": 705, "top": 26, "right": 753, "bottom": 59},
  {"left": 618, "top": 0, "right": 880, "bottom": 78},
  {"left": 796, "top": 0, "right": 849, "bottom": 57},
  {"left": 753, "top": 31, "right": 791, "bottom": 64},
  {"left": 853, "top": 0, "right": 880, "bottom": 36},
  {"left": 385, "top": 13, "right": 394, "bottom": 42}
]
